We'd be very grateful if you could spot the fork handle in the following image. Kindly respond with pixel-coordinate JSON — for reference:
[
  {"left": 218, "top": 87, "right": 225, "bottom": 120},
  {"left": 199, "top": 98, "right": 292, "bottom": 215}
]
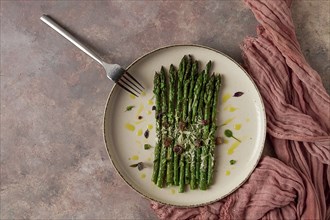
[{"left": 40, "top": 14, "right": 103, "bottom": 65}]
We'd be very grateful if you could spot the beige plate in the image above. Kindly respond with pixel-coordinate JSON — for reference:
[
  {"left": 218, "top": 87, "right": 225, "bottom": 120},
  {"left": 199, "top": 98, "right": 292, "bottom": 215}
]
[{"left": 104, "top": 45, "right": 266, "bottom": 207}]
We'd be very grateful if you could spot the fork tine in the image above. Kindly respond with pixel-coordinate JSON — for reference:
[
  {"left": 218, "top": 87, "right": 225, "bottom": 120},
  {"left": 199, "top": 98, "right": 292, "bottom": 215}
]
[
  {"left": 122, "top": 74, "right": 143, "bottom": 92},
  {"left": 117, "top": 81, "right": 138, "bottom": 97},
  {"left": 120, "top": 76, "right": 141, "bottom": 94},
  {"left": 125, "top": 71, "right": 145, "bottom": 90}
]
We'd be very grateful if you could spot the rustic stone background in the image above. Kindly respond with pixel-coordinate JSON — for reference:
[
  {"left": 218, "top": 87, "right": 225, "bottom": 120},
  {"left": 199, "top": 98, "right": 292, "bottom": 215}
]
[{"left": 1, "top": 1, "right": 329, "bottom": 219}]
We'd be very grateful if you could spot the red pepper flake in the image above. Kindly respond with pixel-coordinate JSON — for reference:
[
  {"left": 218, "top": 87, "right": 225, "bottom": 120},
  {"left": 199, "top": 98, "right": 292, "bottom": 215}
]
[
  {"left": 233, "top": 92, "right": 244, "bottom": 97},
  {"left": 179, "top": 121, "right": 186, "bottom": 131},
  {"left": 215, "top": 136, "right": 223, "bottom": 145},
  {"left": 173, "top": 145, "right": 183, "bottom": 155},
  {"left": 137, "top": 162, "right": 144, "bottom": 171},
  {"left": 201, "top": 120, "right": 209, "bottom": 126},
  {"left": 156, "top": 112, "right": 163, "bottom": 119},
  {"left": 164, "top": 137, "right": 172, "bottom": 147},
  {"left": 163, "top": 122, "right": 169, "bottom": 128},
  {"left": 129, "top": 162, "right": 144, "bottom": 171},
  {"left": 194, "top": 139, "right": 202, "bottom": 148},
  {"left": 144, "top": 129, "right": 149, "bottom": 139}
]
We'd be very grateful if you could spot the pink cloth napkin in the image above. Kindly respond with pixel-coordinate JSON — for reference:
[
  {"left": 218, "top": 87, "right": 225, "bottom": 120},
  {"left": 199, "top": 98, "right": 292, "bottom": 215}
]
[{"left": 150, "top": 0, "right": 330, "bottom": 219}]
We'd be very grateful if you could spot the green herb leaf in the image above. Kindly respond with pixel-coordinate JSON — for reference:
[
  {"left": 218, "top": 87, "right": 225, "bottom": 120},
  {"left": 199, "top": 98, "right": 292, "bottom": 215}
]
[
  {"left": 125, "top": 105, "right": 135, "bottom": 112},
  {"left": 230, "top": 160, "right": 237, "bottom": 165},
  {"left": 144, "top": 144, "right": 152, "bottom": 150},
  {"left": 224, "top": 129, "right": 233, "bottom": 137},
  {"left": 224, "top": 129, "right": 241, "bottom": 142}
]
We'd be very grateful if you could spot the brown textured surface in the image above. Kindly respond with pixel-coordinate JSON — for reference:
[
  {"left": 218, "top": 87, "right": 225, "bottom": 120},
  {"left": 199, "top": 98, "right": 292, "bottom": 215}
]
[{"left": 1, "top": 1, "right": 329, "bottom": 219}]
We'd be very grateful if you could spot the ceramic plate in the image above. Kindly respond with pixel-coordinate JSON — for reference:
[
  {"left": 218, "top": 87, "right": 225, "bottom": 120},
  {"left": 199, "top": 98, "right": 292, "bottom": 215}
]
[{"left": 104, "top": 45, "right": 266, "bottom": 207}]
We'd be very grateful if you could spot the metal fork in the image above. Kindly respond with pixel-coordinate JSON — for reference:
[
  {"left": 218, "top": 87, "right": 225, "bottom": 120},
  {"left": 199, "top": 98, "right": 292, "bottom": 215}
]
[{"left": 40, "top": 15, "right": 144, "bottom": 97}]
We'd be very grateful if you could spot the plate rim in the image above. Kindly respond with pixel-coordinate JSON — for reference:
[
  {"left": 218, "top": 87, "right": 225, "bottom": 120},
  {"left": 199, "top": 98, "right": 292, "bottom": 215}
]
[{"left": 103, "top": 44, "right": 266, "bottom": 207}]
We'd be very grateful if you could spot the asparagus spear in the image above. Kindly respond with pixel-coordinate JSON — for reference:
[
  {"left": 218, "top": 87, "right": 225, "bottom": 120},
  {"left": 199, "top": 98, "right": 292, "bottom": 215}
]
[
  {"left": 156, "top": 66, "right": 168, "bottom": 187},
  {"left": 207, "top": 75, "right": 222, "bottom": 186},
  {"left": 179, "top": 154, "right": 185, "bottom": 192},
  {"left": 195, "top": 63, "right": 210, "bottom": 183},
  {"left": 199, "top": 75, "right": 215, "bottom": 190},
  {"left": 185, "top": 58, "right": 201, "bottom": 188},
  {"left": 188, "top": 61, "right": 199, "bottom": 190},
  {"left": 166, "top": 64, "right": 177, "bottom": 185},
  {"left": 152, "top": 72, "right": 162, "bottom": 184},
  {"left": 178, "top": 55, "right": 192, "bottom": 192},
  {"left": 206, "top": 61, "right": 212, "bottom": 76},
  {"left": 182, "top": 55, "right": 192, "bottom": 122},
  {"left": 182, "top": 55, "right": 193, "bottom": 186},
  {"left": 191, "top": 71, "right": 204, "bottom": 121},
  {"left": 189, "top": 71, "right": 204, "bottom": 188},
  {"left": 183, "top": 79, "right": 191, "bottom": 185},
  {"left": 188, "top": 61, "right": 199, "bottom": 122},
  {"left": 196, "top": 61, "right": 212, "bottom": 188},
  {"left": 177, "top": 56, "right": 187, "bottom": 111},
  {"left": 184, "top": 55, "right": 192, "bottom": 81},
  {"left": 173, "top": 56, "right": 187, "bottom": 186}
]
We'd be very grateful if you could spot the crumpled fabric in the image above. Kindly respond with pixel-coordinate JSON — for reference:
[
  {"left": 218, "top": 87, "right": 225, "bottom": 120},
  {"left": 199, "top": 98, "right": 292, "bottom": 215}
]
[{"left": 150, "top": 0, "right": 330, "bottom": 219}]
